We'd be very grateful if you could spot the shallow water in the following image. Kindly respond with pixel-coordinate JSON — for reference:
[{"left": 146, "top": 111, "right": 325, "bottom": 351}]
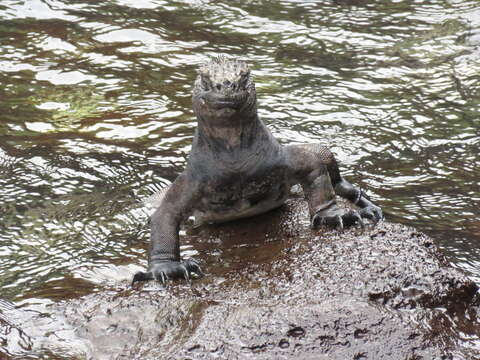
[{"left": 0, "top": 0, "right": 479, "bottom": 355}]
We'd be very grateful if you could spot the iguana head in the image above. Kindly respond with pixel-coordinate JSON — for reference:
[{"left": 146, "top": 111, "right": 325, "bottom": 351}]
[{"left": 192, "top": 57, "right": 257, "bottom": 127}]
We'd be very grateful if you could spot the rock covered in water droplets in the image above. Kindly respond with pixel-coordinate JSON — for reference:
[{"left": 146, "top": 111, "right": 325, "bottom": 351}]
[{"left": 51, "top": 214, "right": 479, "bottom": 360}]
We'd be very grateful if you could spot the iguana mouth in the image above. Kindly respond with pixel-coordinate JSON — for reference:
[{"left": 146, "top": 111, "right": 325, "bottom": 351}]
[
  {"left": 213, "top": 99, "right": 237, "bottom": 109},
  {"left": 203, "top": 92, "right": 248, "bottom": 110}
]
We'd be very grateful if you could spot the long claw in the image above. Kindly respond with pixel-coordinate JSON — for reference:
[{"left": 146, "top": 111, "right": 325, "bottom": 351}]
[
  {"left": 196, "top": 264, "right": 204, "bottom": 277},
  {"left": 185, "top": 258, "right": 204, "bottom": 278},
  {"left": 160, "top": 271, "right": 167, "bottom": 286},
  {"left": 376, "top": 208, "right": 385, "bottom": 221},
  {"left": 131, "top": 271, "right": 153, "bottom": 287},
  {"left": 371, "top": 209, "right": 382, "bottom": 225},
  {"left": 192, "top": 264, "right": 204, "bottom": 278},
  {"left": 337, "top": 215, "right": 344, "bottom": 231},
  {"left": 181, "top": 264, "right": 190, "bottom": 281},
  {"left": 311, "top": 213, "right": 325, "bottom": 229},
  {"left": 354, "top": 211, "right": 365, "bottom": 229},
  {"left": 153, "top": 270, "right": 167, "bottom": 286}
]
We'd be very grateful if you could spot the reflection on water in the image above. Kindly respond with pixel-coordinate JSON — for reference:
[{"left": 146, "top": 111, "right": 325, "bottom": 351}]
[{"left": 0, "top": 0, "right": 479, "bottom": 351}]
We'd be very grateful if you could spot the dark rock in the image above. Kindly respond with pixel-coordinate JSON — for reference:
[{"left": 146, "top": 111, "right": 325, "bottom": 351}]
[
  {"left": 55, "top": 199, "right": 479, "bottom": 359},
  {"left": 4, "top": 199, "right": 479, "bottom": 359}
]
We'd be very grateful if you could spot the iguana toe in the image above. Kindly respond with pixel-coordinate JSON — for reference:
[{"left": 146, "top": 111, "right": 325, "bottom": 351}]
[
  {"left": 352, "top": 210, "right": 365, "bottom": 229},
  {"left": 184, "top": 258, "right": 203, "bottom": 278},
  {"left": 359, "top": 204, "right": 383, "bottom": 224},
  {"left": 131, "top": 270, "right": 154, "bottom": 286}
]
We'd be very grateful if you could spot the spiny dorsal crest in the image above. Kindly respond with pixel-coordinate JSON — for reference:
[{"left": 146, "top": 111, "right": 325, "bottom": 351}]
[{"left": 198, "top": 57, "right": 250, "bottom": 88}]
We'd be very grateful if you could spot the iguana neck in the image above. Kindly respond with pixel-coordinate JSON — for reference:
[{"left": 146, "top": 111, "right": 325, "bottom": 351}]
[{"left": 195, "top": 114, "right": 263, "bottom": 152}]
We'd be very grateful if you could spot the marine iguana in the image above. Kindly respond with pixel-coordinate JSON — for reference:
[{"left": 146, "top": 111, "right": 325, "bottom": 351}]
[{"left": 132, "top": 58, "right": 383, "bottom": 285}]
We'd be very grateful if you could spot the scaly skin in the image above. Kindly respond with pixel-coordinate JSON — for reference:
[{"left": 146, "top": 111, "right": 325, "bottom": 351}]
[{"left": 132, "top": 58, "right": 383, "bottom": 286}]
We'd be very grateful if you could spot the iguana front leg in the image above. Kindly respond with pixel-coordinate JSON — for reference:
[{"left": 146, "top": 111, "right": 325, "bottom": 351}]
[
  {"left": 316, "top": 144, "right": 383, "bottom": 223},
  {"left": 132, "top": 173, "right": 202, "bottom": 286},
  {"left": 285, "top": 144, "right": 383, "bottom": 229}
]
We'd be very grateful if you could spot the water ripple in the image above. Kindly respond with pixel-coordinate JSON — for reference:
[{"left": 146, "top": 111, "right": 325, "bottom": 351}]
[{"left": 0, "top": 0, "right": 479, "bottom": 308}]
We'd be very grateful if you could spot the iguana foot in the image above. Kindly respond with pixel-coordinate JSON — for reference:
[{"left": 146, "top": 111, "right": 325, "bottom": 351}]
[
  {"left": 359, "top": 204, "right": 384, "bottom": 224},
  {"left": 312, "top": 209, "right": 364, "bottom": 230},
  {"left": 311, "top": 201, "right": 377, "bottom": 230},
  {"left": 131, "top": 258, "right": 203, "bottom": 286}
]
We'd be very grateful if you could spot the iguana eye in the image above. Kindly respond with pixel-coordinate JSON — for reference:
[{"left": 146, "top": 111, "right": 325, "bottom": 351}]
[
  {"left": 238, "top": 71, "right": 250, "bottom": 89},
  {"left": 200, "top": 73, "right": 212, "bottom": 91}
]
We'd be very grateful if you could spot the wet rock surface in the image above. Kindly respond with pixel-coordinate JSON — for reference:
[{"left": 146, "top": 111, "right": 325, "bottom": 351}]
[
  {"left": 53, "top": 200, "right": 480, "bottom": 360},
  {"left": 3, "top": 200, "right": 479, "bottom": 359}
]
